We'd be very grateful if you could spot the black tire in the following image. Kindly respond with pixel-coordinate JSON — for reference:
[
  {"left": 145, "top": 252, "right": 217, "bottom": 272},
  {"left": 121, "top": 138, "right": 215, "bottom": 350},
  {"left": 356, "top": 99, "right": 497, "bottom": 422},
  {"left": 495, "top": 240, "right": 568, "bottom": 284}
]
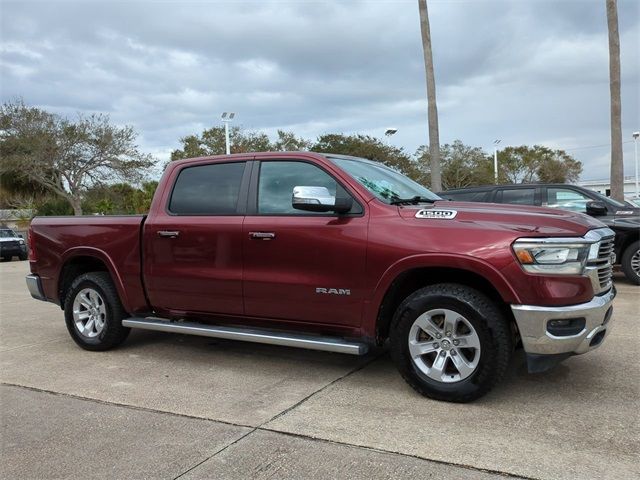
[
  {"left": 390, "top": 283, "right": 512, "bottom": 403},
  {"left": 621, "top": 240, "right": 640, "bottom": 285},
  {"left": 0, "top": 256, "right": 10, "bottom": 262},
  {"left": 64, "top": 271, "right": 130, "bottom": 351},
  {"left": 19, "top": 253, "right": 28, "bottom": 261}
]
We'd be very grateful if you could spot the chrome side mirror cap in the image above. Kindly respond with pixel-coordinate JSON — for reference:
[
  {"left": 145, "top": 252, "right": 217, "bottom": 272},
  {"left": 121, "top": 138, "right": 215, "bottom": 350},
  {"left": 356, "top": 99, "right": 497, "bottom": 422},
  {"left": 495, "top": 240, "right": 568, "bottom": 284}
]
[{"left": 292, "top": 186, "right": 352, "bottom": 214}]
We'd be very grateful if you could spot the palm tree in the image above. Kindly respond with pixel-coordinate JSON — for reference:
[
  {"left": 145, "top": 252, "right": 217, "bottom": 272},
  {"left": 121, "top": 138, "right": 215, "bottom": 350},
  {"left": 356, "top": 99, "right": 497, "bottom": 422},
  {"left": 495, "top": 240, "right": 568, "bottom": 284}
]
[
  {"left": 606, "top": 0, "right": 624, "bottom": 202},
  {"left": 418, "top": 0, "right": 442, "bottom": 192}
]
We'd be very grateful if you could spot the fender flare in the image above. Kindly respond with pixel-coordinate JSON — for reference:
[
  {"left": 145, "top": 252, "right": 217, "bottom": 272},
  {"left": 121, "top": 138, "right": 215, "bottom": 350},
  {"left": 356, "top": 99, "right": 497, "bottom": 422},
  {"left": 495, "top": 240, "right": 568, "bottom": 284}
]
[
  {"left": 363, "top": 253, "right": 521, "bottom": 334},
  {"left": 57, "top": 247, "right": 132, "bottom": 312}
]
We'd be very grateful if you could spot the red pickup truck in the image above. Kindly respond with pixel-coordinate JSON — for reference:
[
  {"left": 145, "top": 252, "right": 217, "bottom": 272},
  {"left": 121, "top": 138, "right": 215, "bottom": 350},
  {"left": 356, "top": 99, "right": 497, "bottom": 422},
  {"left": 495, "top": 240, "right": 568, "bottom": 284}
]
[{"left": 25, "top": 152, "right": 616, "bottom": 402}]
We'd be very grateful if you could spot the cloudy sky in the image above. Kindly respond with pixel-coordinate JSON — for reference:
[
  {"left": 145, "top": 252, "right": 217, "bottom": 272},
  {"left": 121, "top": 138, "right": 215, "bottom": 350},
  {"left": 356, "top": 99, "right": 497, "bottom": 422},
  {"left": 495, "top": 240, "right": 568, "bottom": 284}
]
[{"left": 1, "top": 0, "right": 638, "bottom": 181}]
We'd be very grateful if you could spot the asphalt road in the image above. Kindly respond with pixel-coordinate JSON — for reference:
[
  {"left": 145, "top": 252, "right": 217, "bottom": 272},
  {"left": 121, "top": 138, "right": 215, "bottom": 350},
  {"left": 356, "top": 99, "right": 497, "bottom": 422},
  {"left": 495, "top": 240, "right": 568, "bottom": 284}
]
[{"left": 1, "top": 260, "right": 638, "bottom": 479}]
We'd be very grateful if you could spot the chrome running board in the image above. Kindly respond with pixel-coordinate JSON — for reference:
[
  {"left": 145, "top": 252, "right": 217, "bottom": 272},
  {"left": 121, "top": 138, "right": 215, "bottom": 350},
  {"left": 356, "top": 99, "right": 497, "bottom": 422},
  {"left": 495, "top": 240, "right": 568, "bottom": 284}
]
[{"left": 122, "top": 318, "right": 369, "bottom": 355}]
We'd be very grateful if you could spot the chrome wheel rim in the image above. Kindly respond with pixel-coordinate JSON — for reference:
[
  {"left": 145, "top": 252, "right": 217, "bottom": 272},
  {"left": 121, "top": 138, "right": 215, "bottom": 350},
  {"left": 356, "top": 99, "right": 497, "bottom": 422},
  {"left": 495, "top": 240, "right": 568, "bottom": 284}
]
[
  {"left": 631, "top": 249, "right": 640, "bottom": 277},
  {"left": 72, "top": 288, "right": 106, "bottom": 338},
  {"left": 408, "top": 308, "right": 481, "bottom": 383}
]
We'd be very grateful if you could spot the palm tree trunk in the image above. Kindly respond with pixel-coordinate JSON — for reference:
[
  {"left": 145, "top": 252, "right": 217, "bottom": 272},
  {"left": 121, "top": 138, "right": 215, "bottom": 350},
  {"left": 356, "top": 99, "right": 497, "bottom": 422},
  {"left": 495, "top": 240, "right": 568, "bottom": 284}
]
[
  {"left": 418, "top": 0, "right": 442, "bottom": 192},
  {"left": 606, "top": 0, "right": 624, "bottom": 202}
]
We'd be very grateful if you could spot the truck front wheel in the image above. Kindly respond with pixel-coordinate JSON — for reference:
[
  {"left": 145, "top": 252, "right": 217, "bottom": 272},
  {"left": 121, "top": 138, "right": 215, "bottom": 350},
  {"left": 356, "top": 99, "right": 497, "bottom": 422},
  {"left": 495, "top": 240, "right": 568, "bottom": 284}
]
[
  {"left": 390, "top": 283, "right": 512, "bottom": 402},
  {"left": 63, "top": 272, "right": 130, "bottom": 351}
]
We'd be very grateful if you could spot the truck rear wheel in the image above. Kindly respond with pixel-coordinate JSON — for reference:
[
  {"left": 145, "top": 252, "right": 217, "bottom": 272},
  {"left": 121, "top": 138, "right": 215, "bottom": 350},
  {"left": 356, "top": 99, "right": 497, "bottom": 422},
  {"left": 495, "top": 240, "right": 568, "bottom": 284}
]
[
  {"left": 63, "top": 272, "right": 130, "bottom": 351},
  {"left": 620, "top": 241, "right": 640, "bottom": 285},
  {"left": 390, "top": 283, "right": 512, "bottom": 402}
]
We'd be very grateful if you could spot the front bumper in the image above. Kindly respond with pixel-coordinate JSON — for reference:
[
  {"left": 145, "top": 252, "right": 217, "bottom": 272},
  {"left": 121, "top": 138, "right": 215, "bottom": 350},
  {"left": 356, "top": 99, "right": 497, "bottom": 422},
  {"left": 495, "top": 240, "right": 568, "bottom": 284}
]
[
  {"left": 511, "top": 287, "right": 615, "bottom": 358},
  {"left": 26, "top": 274, "right": 47, "bottom": 301},
  {"left": 0, "top": 245, "right": 27, "bottom": 257}
]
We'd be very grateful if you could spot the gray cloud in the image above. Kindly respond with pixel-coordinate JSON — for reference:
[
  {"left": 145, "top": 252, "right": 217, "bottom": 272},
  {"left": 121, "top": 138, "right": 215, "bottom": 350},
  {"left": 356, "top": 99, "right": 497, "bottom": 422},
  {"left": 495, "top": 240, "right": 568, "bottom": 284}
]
[{"left": 1, "top": 0, "right": 638, "bottom": 181}]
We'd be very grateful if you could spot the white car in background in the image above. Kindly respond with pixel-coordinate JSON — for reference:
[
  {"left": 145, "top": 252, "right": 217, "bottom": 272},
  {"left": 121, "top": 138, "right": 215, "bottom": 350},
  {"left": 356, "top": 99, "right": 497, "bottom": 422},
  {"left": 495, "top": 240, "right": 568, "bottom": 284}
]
[{"left": 0, "top": 228, "right": 28, "bottom": 261}]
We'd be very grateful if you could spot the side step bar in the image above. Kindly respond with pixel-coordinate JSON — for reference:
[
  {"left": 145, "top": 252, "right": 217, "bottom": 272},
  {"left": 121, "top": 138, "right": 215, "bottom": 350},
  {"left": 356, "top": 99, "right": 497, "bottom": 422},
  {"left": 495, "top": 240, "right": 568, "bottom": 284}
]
[{"left": 122, "top": 318, "right": 369, "bottom": 356}]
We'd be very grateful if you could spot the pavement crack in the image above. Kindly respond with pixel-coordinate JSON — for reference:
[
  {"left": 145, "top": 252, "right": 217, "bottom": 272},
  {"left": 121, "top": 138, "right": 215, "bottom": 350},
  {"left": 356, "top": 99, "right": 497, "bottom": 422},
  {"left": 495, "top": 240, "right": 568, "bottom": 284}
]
[
  {"left": 258, "top": 350, "right": 387, "bottom": 429},
  {"left": 172, "top": 428, "right": 258, "bottom": 480},
  {"left": 2, "top": 382, "right": 534, "bottom": 480}
]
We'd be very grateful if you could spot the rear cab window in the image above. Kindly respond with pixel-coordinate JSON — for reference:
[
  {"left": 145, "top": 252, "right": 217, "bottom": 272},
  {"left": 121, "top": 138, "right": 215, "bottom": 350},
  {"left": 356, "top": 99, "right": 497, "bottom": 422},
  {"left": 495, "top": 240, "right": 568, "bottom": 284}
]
[{"left": 169, "top": 162, "right": 246, "bottom": 215}]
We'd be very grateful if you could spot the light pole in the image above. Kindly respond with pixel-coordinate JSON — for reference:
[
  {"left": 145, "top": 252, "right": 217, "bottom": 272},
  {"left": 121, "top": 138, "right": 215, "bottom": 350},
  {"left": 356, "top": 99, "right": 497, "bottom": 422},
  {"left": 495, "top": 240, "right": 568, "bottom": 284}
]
[
  {"left": 221, "top": 112, "right": 235, "bottom": 155},
  {"left": 493, "top": 139, "right": 501, "bottom": 184},
  {"left": 633, "top": 131, "right": 639, "bottom": 199},
  {"left": 384, "top": 128, "right": 398, "bottom": 146}
]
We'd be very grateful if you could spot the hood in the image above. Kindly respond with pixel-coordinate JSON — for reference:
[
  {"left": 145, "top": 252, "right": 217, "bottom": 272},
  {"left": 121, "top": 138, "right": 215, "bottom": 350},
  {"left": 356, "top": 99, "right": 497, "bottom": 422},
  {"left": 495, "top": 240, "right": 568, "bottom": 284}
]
[
  {"left": 397, "top": 201, "right": 606, "bottom": 237},
  {"left": 612, "top": 211, "right": 640, "bottom": 228}
]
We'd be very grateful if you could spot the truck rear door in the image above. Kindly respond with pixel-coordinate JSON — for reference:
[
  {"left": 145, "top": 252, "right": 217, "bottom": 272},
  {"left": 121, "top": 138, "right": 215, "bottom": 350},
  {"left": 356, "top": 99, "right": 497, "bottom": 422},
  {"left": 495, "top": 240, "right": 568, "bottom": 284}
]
[{"left": 142, "top": 159, "right": 251, "bottom": 317}]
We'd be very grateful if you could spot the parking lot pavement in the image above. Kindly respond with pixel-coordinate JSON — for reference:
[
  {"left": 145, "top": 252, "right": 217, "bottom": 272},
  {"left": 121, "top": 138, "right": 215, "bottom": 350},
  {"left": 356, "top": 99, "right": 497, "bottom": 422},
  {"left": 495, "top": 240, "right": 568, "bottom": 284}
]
[
  {"left": 1, "top": 384, "right": 249, "bottom": 480},
  {"left": 181, "top": 429, "right": 498, "bottom": 480},
  {"left": 1, "top": 260, "right": 639, "bottom": 479}
]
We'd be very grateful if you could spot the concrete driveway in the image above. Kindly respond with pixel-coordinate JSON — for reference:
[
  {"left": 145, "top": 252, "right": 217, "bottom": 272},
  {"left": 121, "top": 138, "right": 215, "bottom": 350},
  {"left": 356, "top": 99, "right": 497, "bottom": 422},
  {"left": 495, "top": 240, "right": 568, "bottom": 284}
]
[{"left": 1, "top": 260, "right": 638, "bottom": 479}]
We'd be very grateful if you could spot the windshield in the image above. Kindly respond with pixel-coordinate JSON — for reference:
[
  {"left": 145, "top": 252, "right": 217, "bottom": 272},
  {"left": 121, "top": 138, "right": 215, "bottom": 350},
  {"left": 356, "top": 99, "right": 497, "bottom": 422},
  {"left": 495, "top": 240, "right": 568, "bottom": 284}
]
[
  {"left": 329, "top": 156, "right": 441, "bottom": 204},
  {"left": 0, "top": 230, "right": 17, "bottom": 238},
  {"left": 625, "top": 197, "right": 640, "bottom": 208},
  {"left": 591, "top": 191, "right": 626, "bottom": 208}
]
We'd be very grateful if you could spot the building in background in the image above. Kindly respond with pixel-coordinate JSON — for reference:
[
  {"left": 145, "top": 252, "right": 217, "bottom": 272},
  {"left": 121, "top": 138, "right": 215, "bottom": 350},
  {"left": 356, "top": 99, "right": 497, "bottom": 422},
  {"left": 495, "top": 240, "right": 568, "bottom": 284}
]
[{"left": 577, "top": 176, "right": 638, "bottom": 199}]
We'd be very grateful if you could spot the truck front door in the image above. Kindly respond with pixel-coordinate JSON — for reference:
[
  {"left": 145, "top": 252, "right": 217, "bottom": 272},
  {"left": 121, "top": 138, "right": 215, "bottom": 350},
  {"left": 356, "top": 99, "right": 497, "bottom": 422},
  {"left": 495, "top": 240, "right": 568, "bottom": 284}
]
[{"left": 242, "top": 159, "right": 368, "bottom": 329}]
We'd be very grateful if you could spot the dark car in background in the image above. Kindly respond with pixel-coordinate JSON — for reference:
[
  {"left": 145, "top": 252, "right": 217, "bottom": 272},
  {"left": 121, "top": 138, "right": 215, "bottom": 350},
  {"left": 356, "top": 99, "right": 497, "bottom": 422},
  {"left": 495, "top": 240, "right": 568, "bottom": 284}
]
[{"left": 439, "top": 184, "right": 640, "bottom": 285}]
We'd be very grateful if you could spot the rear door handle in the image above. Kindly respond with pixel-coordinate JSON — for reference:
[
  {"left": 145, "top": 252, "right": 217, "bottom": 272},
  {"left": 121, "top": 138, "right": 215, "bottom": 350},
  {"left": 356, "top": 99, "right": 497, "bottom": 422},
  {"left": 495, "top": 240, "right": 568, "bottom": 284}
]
[
  {"left": 158, "top": 230, "right": 180, "bottom": 239},
  {"left": 249, "top": 231, "right": 276, "bottom": 240}
]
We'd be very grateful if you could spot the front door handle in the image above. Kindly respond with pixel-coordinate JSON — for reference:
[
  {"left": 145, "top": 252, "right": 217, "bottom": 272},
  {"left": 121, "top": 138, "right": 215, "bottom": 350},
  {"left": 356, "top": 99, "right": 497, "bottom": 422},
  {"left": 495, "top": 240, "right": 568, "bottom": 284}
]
[
  {"left": 249, "top": 231, "right": 276, "bottom": 240},
  {"left": 158, "top": 230, "right": 180, "bottom": 239}
]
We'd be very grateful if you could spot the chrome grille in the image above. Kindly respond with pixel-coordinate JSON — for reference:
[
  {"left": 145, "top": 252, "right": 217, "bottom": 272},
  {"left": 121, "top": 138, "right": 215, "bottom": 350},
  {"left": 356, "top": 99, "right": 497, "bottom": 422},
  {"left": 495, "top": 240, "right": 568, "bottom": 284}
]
[{"left": 591, "top": 236, "right": 615, "bottom": 292}]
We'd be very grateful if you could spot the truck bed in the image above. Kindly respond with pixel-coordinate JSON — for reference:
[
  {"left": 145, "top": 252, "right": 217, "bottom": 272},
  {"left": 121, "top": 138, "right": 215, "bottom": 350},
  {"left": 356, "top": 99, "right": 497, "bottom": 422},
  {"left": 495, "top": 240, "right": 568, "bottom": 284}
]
[{"left": 29, "top": 215, "right": 148, "bottom": 313}]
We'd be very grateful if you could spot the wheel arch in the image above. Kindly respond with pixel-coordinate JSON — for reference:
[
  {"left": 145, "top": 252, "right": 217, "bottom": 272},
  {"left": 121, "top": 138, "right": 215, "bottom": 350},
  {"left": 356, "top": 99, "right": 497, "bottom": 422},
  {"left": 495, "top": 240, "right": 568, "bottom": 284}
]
[
  {"left": 367, "top": 255, "right": 520, "bottom": 345},
  {"left": 618, "top": 230, "right": 639, "bottom": 259},
  {"left": 57, "top": 248, "right": 130, "bottom": 312}
]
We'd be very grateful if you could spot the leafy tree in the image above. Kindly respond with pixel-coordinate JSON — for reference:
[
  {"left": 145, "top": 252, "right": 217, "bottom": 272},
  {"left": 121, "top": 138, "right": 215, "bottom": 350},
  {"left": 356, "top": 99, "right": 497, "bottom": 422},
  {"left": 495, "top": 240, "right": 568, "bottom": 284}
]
[
  {"left": 1, "top": 100, "right": 153, "bottom": 215},
  {"left": 273, "top": 130, "right": 311, "bottom": 151},
  {"left": 416, "top": 140, "right": 493, "bottom": 190},
  {"left": 36, "top": 197, "right": 74, "bottom": 216},
  {"left": 82, "top": 181, "right": 158, "bottom": 214},
  {"left": 498, "top": 145, "right": 582, "bottom": 184},
  {"left": 311, "top": 133, "right": 425, "bottom": 183},
  {"left": 171, "top": 126, "right": 312, "bottom": 160},
  {"left": 171, "top": 126, "right": 274, "bottom": 160}
]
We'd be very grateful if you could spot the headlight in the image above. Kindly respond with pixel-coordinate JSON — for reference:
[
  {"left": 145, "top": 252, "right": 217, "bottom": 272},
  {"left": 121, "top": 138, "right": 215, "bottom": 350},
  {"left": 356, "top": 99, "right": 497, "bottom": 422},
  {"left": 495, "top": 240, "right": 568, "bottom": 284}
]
[
  {"left": 512, "top": 239, "right": 592, "bottom": 275},
  {"left": 18, "top": 239, "right": 25, "bottom": 245}
]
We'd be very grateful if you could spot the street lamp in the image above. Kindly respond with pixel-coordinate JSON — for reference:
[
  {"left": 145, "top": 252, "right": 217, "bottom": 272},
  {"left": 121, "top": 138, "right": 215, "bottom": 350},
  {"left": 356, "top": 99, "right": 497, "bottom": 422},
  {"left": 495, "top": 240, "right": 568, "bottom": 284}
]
[
  {"left": 633, "top": 131, "right": 640, "bottom": 199},
  {"left": 384, "top": 128, "right": 398, "bottom": 146},
  {"left": 493, "top": 139, "right": 501, "bottom": 184},
  {"left": 221, "top": 112, "right": 235, "bottom": 155}
]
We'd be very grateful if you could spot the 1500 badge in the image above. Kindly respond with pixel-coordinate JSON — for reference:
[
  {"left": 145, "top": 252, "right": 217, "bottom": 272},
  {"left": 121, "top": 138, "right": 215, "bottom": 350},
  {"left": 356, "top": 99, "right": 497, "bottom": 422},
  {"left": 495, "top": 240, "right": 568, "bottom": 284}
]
[{"left": 415, "top": 209, "right": 458, "bottom": 219}]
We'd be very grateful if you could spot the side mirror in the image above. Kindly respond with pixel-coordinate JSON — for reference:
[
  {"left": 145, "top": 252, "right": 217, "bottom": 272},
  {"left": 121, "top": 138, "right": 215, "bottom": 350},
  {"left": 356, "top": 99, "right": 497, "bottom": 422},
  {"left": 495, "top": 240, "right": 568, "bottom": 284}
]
[
  {"left": 586, "top": 200, "right": 607, "bottom": 216},
  {"left": 292, "top": 186, "right": 353, "bottom": 214}
]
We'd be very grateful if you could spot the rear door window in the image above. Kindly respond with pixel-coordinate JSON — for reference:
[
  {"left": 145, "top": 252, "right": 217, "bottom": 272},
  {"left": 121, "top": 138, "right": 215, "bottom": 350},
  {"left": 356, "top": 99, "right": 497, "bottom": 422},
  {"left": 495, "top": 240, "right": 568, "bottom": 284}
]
[
  {"left": 445, "top": 191, "right": 489, "bottom": 202},
  {"left": 169, "top": 162, "right": 246, "bottom": 215},
  {"left": 496, "top": 188, "right": 536, "bottom": 205}
]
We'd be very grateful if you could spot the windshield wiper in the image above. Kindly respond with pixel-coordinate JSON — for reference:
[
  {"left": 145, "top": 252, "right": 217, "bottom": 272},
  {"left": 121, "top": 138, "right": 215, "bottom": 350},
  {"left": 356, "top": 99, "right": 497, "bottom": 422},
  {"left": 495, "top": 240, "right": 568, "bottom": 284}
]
[{"left": 389, "top": 196, "right": 436, "bottom": 205}]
